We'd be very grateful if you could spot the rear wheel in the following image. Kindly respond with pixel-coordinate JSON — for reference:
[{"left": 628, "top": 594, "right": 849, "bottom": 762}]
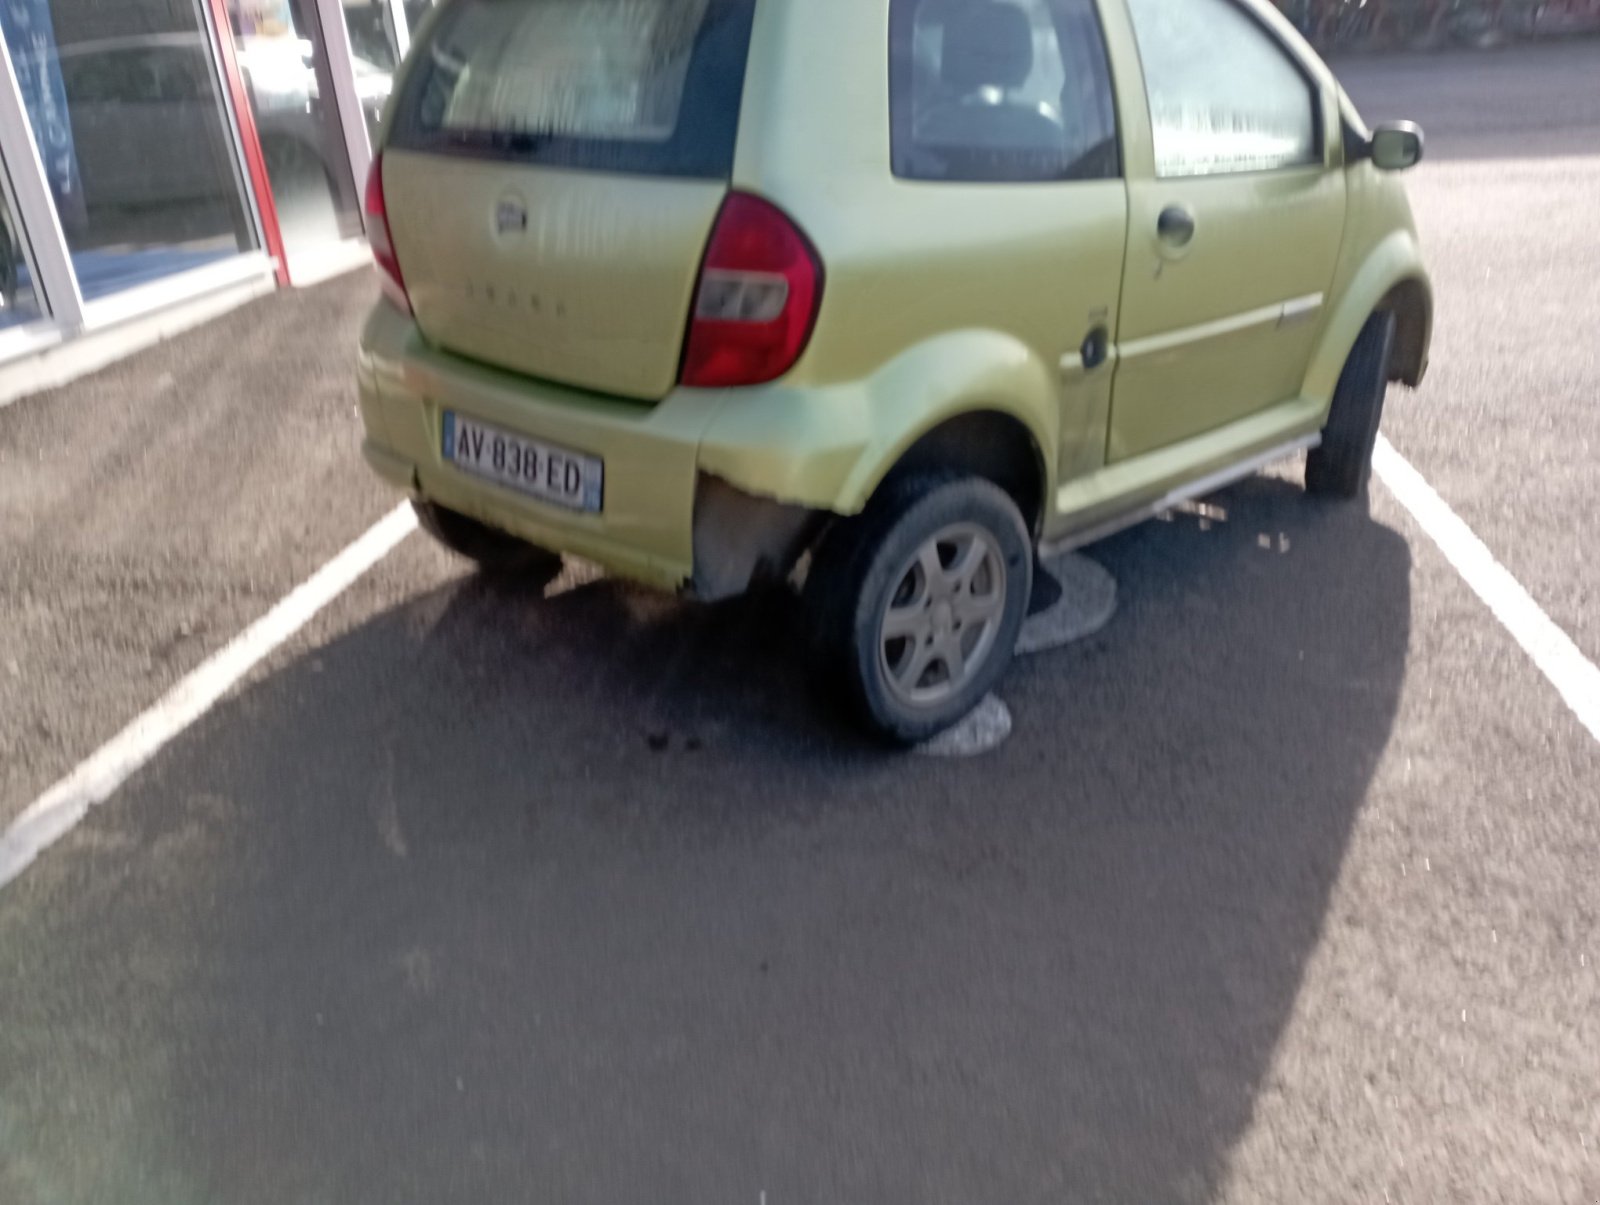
[
  {"left": 1306, "top": 311, "right": 1398, "bottom": 500},
  {"left": 806, "top": 474, "right": 1033, "bottom": 745},
  {"left": 412, "top": 500, "right": 564, "bottom": 584}
]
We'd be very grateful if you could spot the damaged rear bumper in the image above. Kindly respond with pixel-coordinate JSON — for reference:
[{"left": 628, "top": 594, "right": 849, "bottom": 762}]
[{"left": 357, "top": 305, "right": 828, "bottom": 599}]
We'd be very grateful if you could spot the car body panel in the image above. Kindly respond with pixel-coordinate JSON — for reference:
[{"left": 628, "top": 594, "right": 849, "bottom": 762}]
[
  {"left": 697, "top": 329, "right": 1064, "bottom": 519},
  {"left": 706, "top": 0, "right": 1129, "bottom": 524},
  {"left": 1096, "top": 0, "right": 1350, "bottom": 462},
  {"left": 383, "top": 152, "right": 726, "bottom": 401},
  {"left": 1054, "top": 392, "right": 1326, "bottom": 532},
  {"left": 356, "top": 0, "right": 1432, "bottom": 595},
  {"left": 1304, "top": 165, "right": 1433, "bottom": 403},
  {"left": 359, "top": 302, "right": 724, "bottom": 588},
  {"left": 1110, "top": 163, "right": 1347, "bottom": 460}
]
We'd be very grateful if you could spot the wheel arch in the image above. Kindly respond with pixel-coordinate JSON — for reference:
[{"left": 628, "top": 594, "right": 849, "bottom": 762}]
[
  {"left": 1306, "top": 231, "right": 1434, "bottom": 408},
  {"left": 829, "top": 327, "right": 1061, "bottom": 530},
  {"left": 1382, "top": 276, "right": 1431, "bottom": 388},
  {"left": 861, "top": 409, "right": 1051, "bottom": 537},
  {"left": 695, "top": 330, "right": 1060, "bottom": 531}
]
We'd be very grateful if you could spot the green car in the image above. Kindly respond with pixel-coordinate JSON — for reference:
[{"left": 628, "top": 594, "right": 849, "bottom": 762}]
[{"left": 357, "top": 0, "right": 1432, "bottom": 743}]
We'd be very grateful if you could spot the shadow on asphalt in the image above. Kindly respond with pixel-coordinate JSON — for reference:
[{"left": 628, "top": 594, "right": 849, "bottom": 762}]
[{"left": 1, "top": 477, "right": 1412, "bottom": 1204}]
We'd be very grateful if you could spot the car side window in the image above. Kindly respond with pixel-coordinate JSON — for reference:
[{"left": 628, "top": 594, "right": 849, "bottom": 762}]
[
  {"left": 1125, "top": 0, "right": 1318, "bottom": 178},
  {"left": 890, "top": 0, "right": 1119, "bottom": 183}
]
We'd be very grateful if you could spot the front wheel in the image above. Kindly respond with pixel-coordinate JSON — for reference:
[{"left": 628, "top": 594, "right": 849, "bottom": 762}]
[
  {"left": 1306, "top": 311, "right": 1398, "bottom": 500},
  {"left": 806, "top": 474, "right": 1033, "bottom": 745}
]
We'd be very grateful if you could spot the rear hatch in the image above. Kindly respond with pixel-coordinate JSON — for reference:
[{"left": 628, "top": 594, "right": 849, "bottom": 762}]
[{"left": 382, "top": 0, "right": 756, "bottom": 400}]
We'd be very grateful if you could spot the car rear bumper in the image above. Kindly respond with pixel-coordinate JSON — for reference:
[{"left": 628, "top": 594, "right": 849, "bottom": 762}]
[{"left": 356, "top": 304, "right": 825, "bottom": 595}]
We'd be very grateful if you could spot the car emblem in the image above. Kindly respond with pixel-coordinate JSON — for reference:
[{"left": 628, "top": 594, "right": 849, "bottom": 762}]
[{"left": 495, "top": 196, "right": 528, "bottom": 236}]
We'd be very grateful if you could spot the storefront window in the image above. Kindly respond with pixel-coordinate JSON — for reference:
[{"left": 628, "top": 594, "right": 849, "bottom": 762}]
[
  {"left": 0, "top": 0, "right": 256, "bottom": 301},
  {"left": 0, "top": 181, "right": 42, "bottom": 328}
]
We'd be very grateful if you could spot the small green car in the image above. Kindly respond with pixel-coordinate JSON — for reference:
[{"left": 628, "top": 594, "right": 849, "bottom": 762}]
[{"left": 357, "top": 0, "right": 1432, "bottom": 743}]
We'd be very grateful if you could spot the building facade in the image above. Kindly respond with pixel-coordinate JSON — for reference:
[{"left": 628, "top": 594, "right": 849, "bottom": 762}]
[{"left": 0, "top": 0, "right": 430, "bottom": 395}]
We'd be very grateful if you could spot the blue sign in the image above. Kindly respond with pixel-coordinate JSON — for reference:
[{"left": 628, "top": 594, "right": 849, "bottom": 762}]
[{"left": 1, "top": 0, "right": 85, "bottom": 233}]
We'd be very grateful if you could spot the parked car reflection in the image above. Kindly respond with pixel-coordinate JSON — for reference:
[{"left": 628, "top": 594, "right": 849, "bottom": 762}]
[{"left": 54, "top": 34, "right": 388, "bottom": 249}]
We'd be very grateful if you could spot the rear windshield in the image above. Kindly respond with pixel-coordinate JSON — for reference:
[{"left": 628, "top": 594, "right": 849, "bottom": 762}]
[{"left": 388, "top": 0, "right": 756, "bottom": 178}]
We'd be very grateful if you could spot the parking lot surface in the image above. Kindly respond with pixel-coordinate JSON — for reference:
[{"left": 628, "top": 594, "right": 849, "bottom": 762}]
[{"left": 2, "top": 42, "right": 1598, "bottom": 1205}]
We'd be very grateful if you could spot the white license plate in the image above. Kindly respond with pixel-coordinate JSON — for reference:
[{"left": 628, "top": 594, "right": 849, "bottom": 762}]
[{"left": 443, "top": 412, "right": 603, "bottom": 514}]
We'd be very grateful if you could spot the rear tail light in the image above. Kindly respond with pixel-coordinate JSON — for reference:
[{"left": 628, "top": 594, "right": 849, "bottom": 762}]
[
  {"left": 681, "top": 193, "right": 823, "bottom": 389},
  {"left": 364, "top": 153, "right": 411, "bottom": 314}
]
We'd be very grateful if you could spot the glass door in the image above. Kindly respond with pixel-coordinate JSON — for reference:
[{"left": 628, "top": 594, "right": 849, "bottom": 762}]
[
  {"left": 335, "top": 0, "right": 401, "bottom": 147},
  {"left": 225, "top": 0, "right": 365, "bottom": 280}
]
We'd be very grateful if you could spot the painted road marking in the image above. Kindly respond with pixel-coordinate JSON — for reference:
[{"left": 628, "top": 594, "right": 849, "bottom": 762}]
[
  {"left": 6, "top": 438, "right": 1596, "bottom": 880},
  {"left": 0, "top": 504, "right": 417, "bottom": 890},
  {"left": 1373, "top": 437, "right": 1600, "bottom": 745}
]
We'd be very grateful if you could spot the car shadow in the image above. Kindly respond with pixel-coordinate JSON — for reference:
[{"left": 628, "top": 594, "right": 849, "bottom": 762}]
[{"left": 3, "top": 475, "right": 1411, "bottom": 1204}]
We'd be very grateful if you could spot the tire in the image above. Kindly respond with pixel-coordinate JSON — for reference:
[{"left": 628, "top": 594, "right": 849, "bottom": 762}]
[
  {"left": 1306, "top": 311, "right": 1398, "bottom": 500},
  {"left": 412, "top": 500, "right": 564, "bottom": 584},
  {"left": 806, "top": 473, "right": 1033, "bottom": 745}
]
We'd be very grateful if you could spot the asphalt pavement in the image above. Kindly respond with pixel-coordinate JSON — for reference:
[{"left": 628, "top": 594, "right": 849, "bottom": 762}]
[
  {"left": 1341, "top": 41, "right": 1600, "bottom": 667},
  {"left": 2, "top": 42, "right": 1598, "bottom": 1205}
]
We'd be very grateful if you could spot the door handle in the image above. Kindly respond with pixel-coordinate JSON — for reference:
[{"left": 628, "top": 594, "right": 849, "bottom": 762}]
[
  {"left": 1157, "top": 205, "right": 1196, "bottom": 248},
  {"left": 1081, "top": 325, "right": 1109, "bottom": 371}
]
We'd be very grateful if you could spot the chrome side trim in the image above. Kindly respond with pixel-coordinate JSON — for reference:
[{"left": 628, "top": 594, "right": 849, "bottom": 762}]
[
  {"left": 1278, "top": 293, "right": 1325, "bottom": 328},
  {"left": 1039, "top": 433, "right": 1323, "bottom": 556},
  {"left": 1119, "top": 300, "right": 1283, "bottom": 361},
  {"left": 1119, "top": 292, "right": 1327, "bottom": 362}
]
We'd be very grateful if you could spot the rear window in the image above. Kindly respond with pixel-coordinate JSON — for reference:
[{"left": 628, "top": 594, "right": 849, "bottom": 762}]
[{"left": 388, "top": 0, "right": 756, "bottom": 179}]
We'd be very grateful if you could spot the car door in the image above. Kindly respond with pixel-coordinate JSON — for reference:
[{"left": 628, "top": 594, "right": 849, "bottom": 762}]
[
  {"left": 887, "top": 0, "right": 1128, "bottom": 489},
  {"left": 1105, "top": 0, "right": 1346, "bottom": 463}
]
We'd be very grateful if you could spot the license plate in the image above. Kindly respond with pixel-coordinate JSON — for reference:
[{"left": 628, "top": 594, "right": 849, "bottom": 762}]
[{"left": 442, "top": 412, "right": 603, "bottom": 514}]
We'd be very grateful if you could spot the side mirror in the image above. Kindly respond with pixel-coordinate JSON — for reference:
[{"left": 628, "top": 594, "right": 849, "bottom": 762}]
[{"left": 1370, "top": 121, "right": 1425, "bottom": 172}]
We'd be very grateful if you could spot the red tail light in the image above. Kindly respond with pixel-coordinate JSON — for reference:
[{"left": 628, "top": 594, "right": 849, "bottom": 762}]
[
  {"left": 680, "top": 193, "right": 823, "bottom": 389},
  {"left": 364, "top": 154, "right": 411, "bottom": 314}
]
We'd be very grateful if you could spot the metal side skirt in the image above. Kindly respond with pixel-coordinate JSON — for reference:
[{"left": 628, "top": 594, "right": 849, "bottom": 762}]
[{"left": 1039, "top": 433, "right": 1322, "bottom": 556}]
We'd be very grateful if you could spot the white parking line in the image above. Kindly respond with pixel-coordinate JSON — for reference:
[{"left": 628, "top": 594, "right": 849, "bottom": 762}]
[
  {"left": 0, "top": 504, "right": 417, "bottom": 890},
  {"left": 5, "top": 440, "right": 1594, "bottom": 886},
  {"left": 1374, "top": 435, "right": 1600, "bottom": 744}
]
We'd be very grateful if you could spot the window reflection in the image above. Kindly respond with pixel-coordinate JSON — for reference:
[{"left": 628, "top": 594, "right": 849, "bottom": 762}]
[
  {"left": 0, "top": 0, "right": 255, "bottom": 301},
  {"left": 1125, "top": 0, "right": 1318, "bottom": 178},
  {"left": 891, "top": 0, "right": 1120, "bottom": 183},
  {"left": 229, "top": 0, "right": 369, "bottom": 262},
  {"left": 404, "top": 0, "right": 437, "bottom": 44},
  {"left": 338, "top": 0, "right": 400, "bottom": 145}
]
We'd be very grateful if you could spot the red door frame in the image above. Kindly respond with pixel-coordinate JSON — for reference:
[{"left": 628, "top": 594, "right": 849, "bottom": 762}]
[{"left": 204, "top": 0, "right": 291, "bottom": 286}]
